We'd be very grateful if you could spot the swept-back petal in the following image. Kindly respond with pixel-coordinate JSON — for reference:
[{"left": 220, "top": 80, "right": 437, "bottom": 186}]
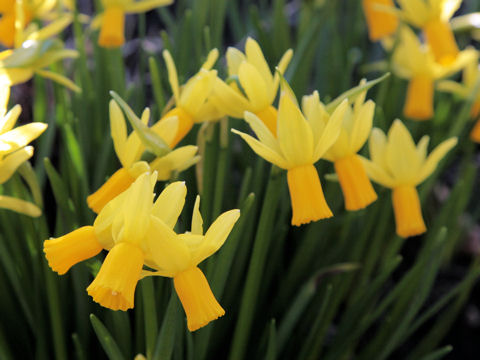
[
  {"left": 201, "top": 49, "right": 219, "bottom": 70},
  {"left": 0, "top": 122, "right": 47, "bottom": 156},
  {"left": 350, "top": 100, "right": 375, "bottom": 153},
  {"left": 0, "top": 195, "right": 41, "bottom": 217},
  {"left": 151, "top": 115, "right": 178, "bottom": 149},
  {"left": 277, "top": 89, "right": 314, "bottom": 166},
  {"left": 109, "top": 100, "right": 128, "bottom": 168},
  {"left": 149, "top": 145, "right": 199, "bottom": 180},
  {"left": 238, "top": 61, "right": 269, "bottom": 111},
  {"left": 416, "top": 137, "right": 457, "bottom": 184},
  {"left": 0, "top": 104, "right": 21, "bottom": 135},
  {"left": 210, "top": 77, "right": 251, "bottom": 118},
  {"left": 231, "top": 129, "right": 288, "bottom": 169},
  {"left": 245, "top": 38, "right": 273, "bottom": 91},
  {"left": 0, "top": 85, "right": 9, "bottom": 118},
  {"left": 226, "top": 47, "right": 246, "bottom": 76},
  {"left": 152, "top": 181, "right": 187, "bottom": 229},
  {"left": 360, "top": 156, "right": 396, "bottom": 188},
  {"left": 180, "top": 70, "right": 216, "bottom": 115},
  {"left": 124, "top": 0, "right": 173, "bottom": 13},
  {"left": 163, "top": 50, "right": 180, "bottom": 105},
  {"left": 191, "top": 195, "right": 203, "bottom": 235},
  {"left": 244, "top": 111, "right": 280, "bottom": 150},
  {"left": 416, "top": 135, "right": 430, "bottom": 163},
  {"left": 0, "top": 146, "right": 33, "bottom": 184},
  {"left": 272, "top": 49, "right": 294, "bottom": 94},
  {"left": 369, "top": 127, "right": 388, "bottom": 169},
  {"left": 191, "top": 209, "right": 240, "bottom": 266},
  {"left": 302, "top": 91, "right": 327, "bottom": 145}
]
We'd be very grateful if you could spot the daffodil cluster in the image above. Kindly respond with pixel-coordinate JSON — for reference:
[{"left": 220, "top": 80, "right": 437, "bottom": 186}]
[
  {"left": 45, "top": 172, "right": 240, "bottom": 332},
  {"left": 0, "top": 85, "right": 47, "bottom": 217}
]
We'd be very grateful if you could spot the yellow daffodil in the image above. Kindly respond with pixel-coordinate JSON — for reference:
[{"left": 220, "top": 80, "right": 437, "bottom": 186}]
[
  {"left": 361, "top": 119, "right": 457, "bottom": 237},
  {"left": 210, "top": 37, "right": 293, "bottom": 135},
  {"left": 87, "top": 98, "right": 200, "bottom": 213},
  {"left": 395, "top": 0, "right": 462, "bottom": 64},
  {"left": 92, "top": 0, "right": 173, "bottom": 48},
  {"left": 0, "top": 86, "right": 47, "bottom": 217},
  {"left": 232, "top": 79, "right": 348, "bottom": 226},
  {"left": 437, "top": 56, "right": 480, "bottom": 141},
  {"left": 392, "top": 26, "right": 476, "bottom": 120},
  {"left": 141, "top": 195, "right": 240, "bottom": 331},
  {"left": 45, "top": 173, "right": 189, "bottom": 310},
  {"left": 303, "top": 83, "right": 377, "bottom": 211},
  {"left": 362, "top": 0, "right": 399, "bottom": 41},
  {"left": 0, "top": 39, "right": 80, "bottom": 93},
  {"left": 157, "top": 49, "right": 224, "bottom": 147}
]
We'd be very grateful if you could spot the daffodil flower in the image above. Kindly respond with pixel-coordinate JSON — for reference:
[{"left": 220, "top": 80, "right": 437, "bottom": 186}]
[
  {"left": 45, "top": 173, "right": 189, "bottom": 310},
  {"left": 303, "top": 83, "right": 377, "bottom": 211},
  {"left": 437, "top": 56, "right": 480, "bottom": 142},
  {"left": 361, "top": 119, "right": 457, "bottom": 238},
  {"left": 233, "top": 79, "right": 348, "bottom": 226},
  {"left": 0, "top": 86, "right": 47, "bottom": 217},
  {"left": 92, "top": 0, "right": 173, "bottom": 48},
  {"left": 362, "top": 0, "right": 399, "bottom": 41},
  {"left": 210, "top": 37, "right": 293, "bottom": 135},
  {"left": 87, "top": 98, "right": 200, "bottom": 213},
  {"left": 395, "top": 0, "right": 462, "bottom": 64},
  {"left": 0, "top": 39, "right": 80, "bottom": 93},
  {"left": 141, "top": 195, "right": 240, "bottom": 331},
  {"left": 158, "top": 49, "right": 224, "bottom": 147},
  {"left": 392, "top": 26, "right": 476, "bottom": 120}
]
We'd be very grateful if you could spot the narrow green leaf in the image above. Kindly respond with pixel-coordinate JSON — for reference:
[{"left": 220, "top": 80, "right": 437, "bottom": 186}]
[
  {"left": 265, "top": 320, "right": 277, "bottom": 360},
  {"left": 90, "top": 314, "right": 126, "bottom": 360},
  {"left": 153, "top": 292, "right": 179, "bottom": 360}
]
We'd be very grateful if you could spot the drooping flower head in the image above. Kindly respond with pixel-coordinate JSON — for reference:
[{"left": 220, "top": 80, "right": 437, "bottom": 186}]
[
  {"left": 395, "top": 0, "right": 462, "bottom": 64},
  {"left": 232, "top": 78, "right": 348, "bottom": 225},
  {"left": 141, "top": 195, "right": 240, "bottom": 331},
  {"left": 361, "top": 119, "right": 457, "bottom": 237},
  {"left": 362, "top": 0, "right": 399, "bottom": 41},
  {"left": 87, "top": 96, "right": 200, "bottom": 213},
  {"left": 392, "top": 26, "right": 476, "bottom": 120},
  {"left": 211, "top": 37, "right": 293, "bottom": 134},
  {"left": 157, "top": 49, "right": 224, "bottom": 147},
  {"left": 45, "top": 173, "right": 189, "bottom": 310},
  {"left": 0, "top": 39, "right": 80, "bottom": 93},
  {"left": 93, "top": 0, "right": 173, "bottom": 48},
  {"left": 303, "top": 81, "right": 377, "bottom": 211},
  {"left": 0, "top": 85, "right": 47, "bottom": 217}
]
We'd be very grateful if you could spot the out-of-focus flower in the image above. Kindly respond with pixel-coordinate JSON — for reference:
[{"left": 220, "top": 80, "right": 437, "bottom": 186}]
[
  {"left": 362, "top": 0, "right": 399, "bottom": 41},
  {"left": 361, "top": 119, "right": 457, "bottom": 237},
  {"left": 87, "top": 97, "right": 199, "bottom": 213},
  {"left": 0, "top": 85, "right": 47, "bottom": 217},
  {"left": 0, "top": 39, "right": 80, "bottom": 92},
  {"left": 437, "top": 56, "right": 480, "bottom": 142},
  {"left": 142, "top": 195, "right": 240, "bottom": 331},
  {"left": 392, "top": 26, "right": 476, "bottom": 120},
  {"left": 157, "top": 49, "right": 224, "bottom": 147},
  {"left": 45, "top": 174, "right": 188, "bottom": 310},
  {"left": 211, "top": 38, "right": 293, "bottom": 135},
  {"left": 396, "top": 0, "right": 462, "bottom": 64},
  {"left": 92, "top": 0, "right": 173, "bottom": 48},
  {"left": 233, "top": 78, "right": 348, "bottom": 226},
  {"left": 303, "top": 82, "right": 377, "bottom": 211}
]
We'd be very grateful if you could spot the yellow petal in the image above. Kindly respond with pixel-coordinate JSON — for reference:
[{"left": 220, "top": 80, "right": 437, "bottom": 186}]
[
  {"left": 201, "top": 48, "right": 219, "bottom": 70},
  {"left": 124, "top": 0, "right": 173, "bottom": 13},
  {"left": 0, "top": 68, "right": 34, "bottom": 86},
  {"left": 34, "top": 69, "right": 81, "bottom": 93},
  {"left": 360, "top": 156, "right": 396, "bottom": 188},
  {"left": 191, "top": 195, "right": 203, "bottom": 235},
  {"left": 0, "top": 195, "right": 41, "bottom": 217},
  {"left": 349, "top": 100, "right": 375, "bottom": 153},
  {"left": 245, "top": 37, "right": 273, "bottom": 93},
  {"left": 369, "top": 127, "right": 389, "bottom": 169},
  {"left": 416, "top": 135, "right": 430, "bottom": 163},
  {"left": 244, "top": 111, "right": 280, "bottom": 151},
  {"left": 109, "top": 100, "right": 128, "bottom": 167},
  {"left": 180, "top": 70, "right": 216, "bottom": 116},
  {"left": 209, "top": 77, "right": 250, "bottom": 118},
  {"left": 26, "top": 14, "right": 73, "bottom": 41},
  {"left": 0, "top": 123, "right": 47, "bottom": 156},
  {"left": 151, "top": 181, "right": 187, "bottom": 228},
  {"left": 385, "top": 119, "right": 421, "bottom": 184},
  {"left": 313, "top": 99, "right": 348, "bottom": 162},
  {"left": 277, "top": 87, "right": 314, "bottom": 166},
  {"left": 191, "top": 209, "right": 240, "bottom": 266},
  {"left": 149, "top": 145, "right": 199, "bottom": 180},
  {"left": 151, "top": 114, "right": 178, "bottom": 147},
  {"left": 231, "top": 129, "right": 288, "bottom": 169},
  {"left": 0, "top": 104, "right": 21, "bottom": 135},
  {"left": 238, "top": 61, "right": 269, "bottom": 111},
  {"left": 0, "top": 85, "right": 9, "bottom": 118},
  {"left": 163, "top": 50, "right": 180, "bottom": 105},
  {"left": 302, "top": 91, "right": 327, "bottom": 145},
  {"left": 145, "top": 216, "right": 191, "bottom": 274},
  {"left": 226, "top": 47, "right": 246, "bottom": 76},
  {"left": 417, "top": 137, "right": 457, "bottom": 184},
  {"left": 272, "top": 48, "right": 294, "bottom": 94},
  {"left": 0, "top": 146, "right": 34, "bottom": 184}
]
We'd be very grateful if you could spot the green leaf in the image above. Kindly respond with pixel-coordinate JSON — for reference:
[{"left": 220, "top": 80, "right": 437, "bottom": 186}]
[
  {"left": 110, "top": 91, "right": 170, "bottom": 157},
  {"left": 265, "top": 319, "right": 277, "bottom": 360},
  {"left": 90, "top": 314, "right": 126, "bottom": 360},
  {"left": 153, "top": 292, "right": 179, "bottom": 360}
]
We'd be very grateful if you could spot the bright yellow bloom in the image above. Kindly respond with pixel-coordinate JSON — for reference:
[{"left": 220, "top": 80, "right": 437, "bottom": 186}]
[
  {"left": 361, "top": 119, "right": 457, "bottom": 237},
  {"left": 141, "top": 195, "right": 240, "bottom": 331},
  {"left": 395, "top": 0, "right": 462, "bottom": 64},
  {"left": 232, "top": 79, "right": 348, "bottom": 226},
  {"left": 157, "top": 49, "right": 224, "bottom": 147},
  {"left": 392, "top": 26, "right": 476, "bottom": 120},
  {"left": 362, "top": 0, "right": 399, "bottom": 41},
  {"left": 211, "top": 38, "right": 293, "bottom": 134},
  {"left": 87, "top": 98, "right": 199, "bottom": 213},
  {"left": 45, "top": 173, "right": 189, "bottom": 310},
  {"left": 93, "top": 0, "right": 173, "bottom": 48},
  {"left": 437, "top": 56, "right": 480, "bottom": 141},
  {"left": 303, "top": 83, "right": 377, "bottom": 211},
  {"left": 0, "top": 86, "right": 47, "bottom": 217},
  {"left": 0, "top": 39, "right": 80, "bottom": 93}
]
